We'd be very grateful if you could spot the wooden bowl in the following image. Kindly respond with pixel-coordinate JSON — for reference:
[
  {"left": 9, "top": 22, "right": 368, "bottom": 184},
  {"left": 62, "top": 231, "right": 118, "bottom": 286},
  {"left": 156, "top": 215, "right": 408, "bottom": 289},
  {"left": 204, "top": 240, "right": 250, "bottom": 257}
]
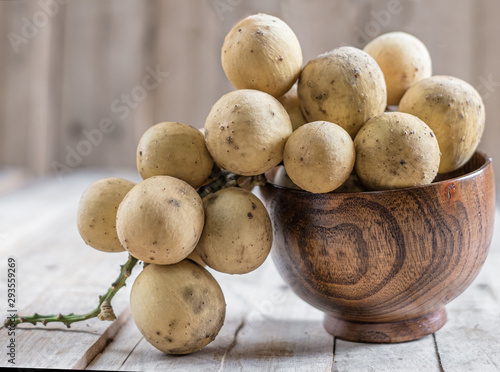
[{"left": 260, "top": 151, "right": 495, "bottom": 343}]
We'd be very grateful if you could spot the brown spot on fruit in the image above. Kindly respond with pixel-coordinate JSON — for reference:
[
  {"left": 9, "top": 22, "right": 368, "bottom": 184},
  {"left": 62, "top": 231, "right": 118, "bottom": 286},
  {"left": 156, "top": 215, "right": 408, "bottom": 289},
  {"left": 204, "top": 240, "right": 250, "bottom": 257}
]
[
  {"left": 168, "top": 199, "right": 181, "bottom": 207},
  {"left": 182, "top": 286, "right": 204, "bottom": 314}
]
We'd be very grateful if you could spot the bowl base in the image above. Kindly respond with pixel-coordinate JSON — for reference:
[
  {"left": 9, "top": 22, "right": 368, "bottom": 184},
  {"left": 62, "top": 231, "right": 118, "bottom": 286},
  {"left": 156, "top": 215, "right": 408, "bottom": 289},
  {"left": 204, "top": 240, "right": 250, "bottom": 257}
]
[{"left": 324, "top": 307, "right": 447, "bottom": 343}]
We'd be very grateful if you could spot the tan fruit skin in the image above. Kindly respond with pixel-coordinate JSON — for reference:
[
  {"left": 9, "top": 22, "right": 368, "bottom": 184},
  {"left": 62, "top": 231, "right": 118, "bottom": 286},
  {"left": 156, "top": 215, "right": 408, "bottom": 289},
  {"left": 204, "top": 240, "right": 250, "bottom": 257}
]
[
  {"left": 204, "top": 89, "right": 292, "bottom": 176},
  {"left": 298, "top": 46, "right": 387, "bottom": 139},
  {"left": 354, "top": 112, "right": 441, "bottom": 190},
  {"left": 399, "top": 75, "right": 485, "bottom": 174},
  {"left": 186, "top": 250, "right": 206, "bottom": 267},
  {"left": 195, "top": 187, "right": 272, "bottom": 275},
  {"left": 363, "top": 31, "right": 432, "bottom": 106},
  {"left": 277, "top": 84, "right": 308, "bottom": 131},
  {"left": 130, "top": 261, "right": 226, "bottom": 355},
  {"left": 283, "top": 121, "right": 355, "bottom": 193},
  {"left": 77, "top": 177, "right": 135, "bottom": 253},
  {"left": 116, "top": 176, "right": 204, "bottom": 264},
  {"left": 137, "top": 122, "right": 214, "bottom": 189},
  {"left": 221, "top": 13, "right": 303, "bottom": 98}
]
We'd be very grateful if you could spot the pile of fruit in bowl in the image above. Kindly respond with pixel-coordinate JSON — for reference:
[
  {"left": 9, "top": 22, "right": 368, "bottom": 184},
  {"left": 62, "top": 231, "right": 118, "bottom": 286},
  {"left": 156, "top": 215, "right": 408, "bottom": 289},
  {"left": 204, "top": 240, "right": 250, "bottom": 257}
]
[{"left": 10, "top": 13, "right": 494, "bottom": 351}]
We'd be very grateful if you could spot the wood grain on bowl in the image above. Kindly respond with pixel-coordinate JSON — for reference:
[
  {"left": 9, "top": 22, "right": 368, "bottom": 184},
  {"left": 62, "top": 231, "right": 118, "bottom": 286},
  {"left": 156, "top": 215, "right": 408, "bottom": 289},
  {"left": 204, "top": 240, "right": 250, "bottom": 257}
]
[{"left": 261, "top": 152, "right": 495, "bottom": 343}]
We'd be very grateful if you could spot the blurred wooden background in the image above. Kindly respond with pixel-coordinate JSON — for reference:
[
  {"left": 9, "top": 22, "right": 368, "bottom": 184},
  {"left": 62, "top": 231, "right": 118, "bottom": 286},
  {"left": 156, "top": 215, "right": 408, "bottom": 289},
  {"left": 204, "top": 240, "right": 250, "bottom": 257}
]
[{"left": 0, "top": 0, "right": 499, "bottom": 189}]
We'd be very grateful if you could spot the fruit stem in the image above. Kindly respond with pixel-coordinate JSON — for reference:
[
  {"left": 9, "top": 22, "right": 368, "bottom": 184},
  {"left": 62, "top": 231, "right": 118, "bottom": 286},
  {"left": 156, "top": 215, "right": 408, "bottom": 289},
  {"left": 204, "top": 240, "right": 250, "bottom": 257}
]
[
  {"left": 198, "top": 170, "right": 266, "bottom": 199},
  {"left": 4, "top": 255, "right": 139, "bottom": 328},
  {"left": 4, "top": 170, "right": 267, "bottom": 329}
]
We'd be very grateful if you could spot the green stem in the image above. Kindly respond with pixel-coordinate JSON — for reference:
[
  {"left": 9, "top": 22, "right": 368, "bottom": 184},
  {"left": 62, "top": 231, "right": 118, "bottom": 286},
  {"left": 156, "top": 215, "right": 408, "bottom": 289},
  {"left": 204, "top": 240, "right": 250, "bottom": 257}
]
[
  {"left": 3, "top": 170, "right": 267, "bottom": 329},
  {"left": 4, "top": 255, "right": 139, "bottom": 328}
]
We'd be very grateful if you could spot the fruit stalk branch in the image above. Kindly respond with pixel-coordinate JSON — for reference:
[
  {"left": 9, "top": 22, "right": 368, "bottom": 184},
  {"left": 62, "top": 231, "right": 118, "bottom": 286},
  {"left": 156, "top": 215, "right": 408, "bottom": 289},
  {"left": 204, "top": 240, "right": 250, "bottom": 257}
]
[
  {"left": 4, "top": 255, "right": 139, "bottom": 328},
  {"left": 198, "top": 170, "right": 267, "bottom": 199},
  {"left": 4, "top": 171, "right": 266, "bottom": 329}
]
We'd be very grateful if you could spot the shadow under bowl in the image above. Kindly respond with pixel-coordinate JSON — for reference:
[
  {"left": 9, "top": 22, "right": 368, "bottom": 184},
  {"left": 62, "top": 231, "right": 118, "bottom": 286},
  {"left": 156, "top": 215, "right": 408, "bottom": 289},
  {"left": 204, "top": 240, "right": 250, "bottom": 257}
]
[{"left": 260, "top": 151, "right": 495, "bottom": 343}]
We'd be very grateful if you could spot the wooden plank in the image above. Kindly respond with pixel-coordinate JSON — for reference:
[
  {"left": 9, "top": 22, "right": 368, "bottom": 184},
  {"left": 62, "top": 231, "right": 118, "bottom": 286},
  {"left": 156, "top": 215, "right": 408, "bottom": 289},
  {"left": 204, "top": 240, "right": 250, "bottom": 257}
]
[
  {"left": 0, "top": 262, "right": 133, "bottom": 370},
  {"left": 436, "top": 283, "right": 500, "bottom": 371},
  {"left": 86, "top": 316, "right": 143, "bottom": 371},
  {"left": 225, "top": 188, "right": 334, "bottom": 371},
  {"left": 88, "top": 190, "right": 500, "bottom": 372},
  {"left": 58, "top": 1, "right": 154, "bottom": 170},
  {"left": 11, "top": 308, "right": 131, "bottom": 370},
  {"left": 333, "top": 336, "right": 441, "bottom": 372},
  {"left": 0, "top": 0, "right": 66, "bottom": 175},
  {"left": 25, "top": 0, "right": 66, "bottom": 176},
  {"left": 234, "top": 194, "right": 434, "bottom": 372},
  {"left": 57, "top": 1, "right": 109, "bottom": 170},
  {"left": 184, "top": 0, "right": 238, "bottom": 130},
  {"left": 154, "top": 1, "right": 201, "bottom": 128},
  {"left": 92, "top": 243, "right": 334, "bottom": 370},
  {"left": 0, "top": 175, "right": 271, "bottom": 370},
  {"left": 0, "top": 1, "right": 7, "bottom": 168},
  {"left": 102, "top": 317, "right": 247, "bottom": 371},
  {"left": 98, "top": 0, "right": 160, "bottom": 167},
  {"left": 122, "top": 0, "right": 163, "bottom": 150},
  {"left": 327, "top": 202, "right": 500, "bottom": 371},
  {"left": 0, "top": 170, "right": 139, "bottom": 369},
  {"left": 217, "top": 259, "right": 334, "bottom": 372},
  {"left": 470, "top": 0, "right": 500, "bottom": 196},
  {"left": 0, "top": 171, "right": 499, "bottom": 370},
  {"left": 279, "top": 0, "right": 359, "bottom": 60},
  {"left": 0, "top": 1, "right": 36, "bottom": 169},
  {"left": 433, "top": 208, "right": 500, "bottom": 371},
  {"left": 108, "top": 260, "right": 269, "bottom": 371},
  {"left": 0, "top": 213, "right": 135, "bottom": 368},
  {"left": 359, "top": 0, "right": 474, "bottom": 79}
]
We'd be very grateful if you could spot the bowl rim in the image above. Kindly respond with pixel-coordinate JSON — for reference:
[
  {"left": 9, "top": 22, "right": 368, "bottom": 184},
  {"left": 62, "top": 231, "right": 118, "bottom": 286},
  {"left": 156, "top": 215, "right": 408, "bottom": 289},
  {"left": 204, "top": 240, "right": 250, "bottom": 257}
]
[{"left": 264, "top": 151, "right": 493, "bottom": 196}]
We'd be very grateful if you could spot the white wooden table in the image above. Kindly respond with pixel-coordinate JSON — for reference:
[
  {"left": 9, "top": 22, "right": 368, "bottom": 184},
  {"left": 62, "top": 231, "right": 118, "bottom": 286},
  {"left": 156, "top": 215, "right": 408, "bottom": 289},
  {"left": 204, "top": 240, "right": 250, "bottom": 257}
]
[{"left": 1, "top": 169, "right": 499, "bottom": 371}]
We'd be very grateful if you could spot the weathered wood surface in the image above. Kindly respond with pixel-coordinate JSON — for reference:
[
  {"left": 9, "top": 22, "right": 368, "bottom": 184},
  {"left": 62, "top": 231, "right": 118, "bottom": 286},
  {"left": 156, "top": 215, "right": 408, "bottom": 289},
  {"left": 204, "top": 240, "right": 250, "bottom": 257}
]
[
  {"left": 0, "top": 169, "right": 142, "bottom": 369},
  {"left": 0, "top": 170, "right": 498, "bottom": 371},
  {"left": 434, "top": 214, "right": 500, "bottom": 371}
]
